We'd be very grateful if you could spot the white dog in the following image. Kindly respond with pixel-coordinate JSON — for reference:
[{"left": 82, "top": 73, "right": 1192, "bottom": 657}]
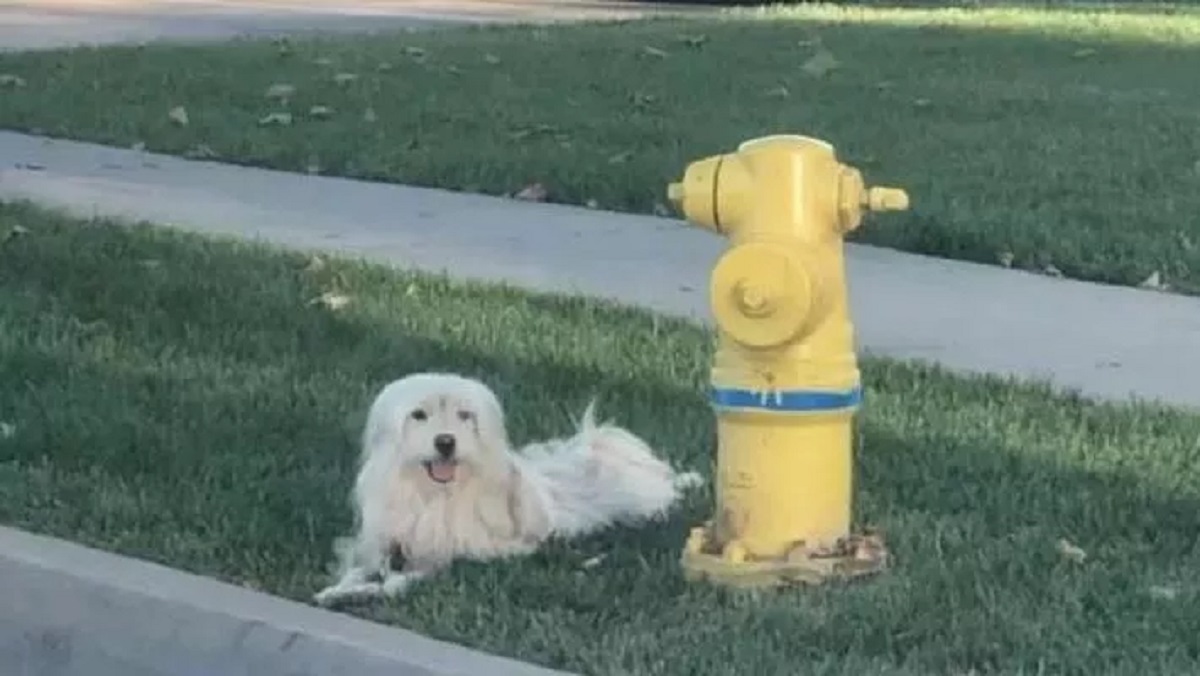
[{"left": 314, "top": 372, "right": 702, "bottom": 606}]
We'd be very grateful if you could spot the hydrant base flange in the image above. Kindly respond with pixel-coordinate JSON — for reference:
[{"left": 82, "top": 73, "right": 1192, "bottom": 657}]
[{"left": 680, "top": 524, "right": 889, "bottom": 589}]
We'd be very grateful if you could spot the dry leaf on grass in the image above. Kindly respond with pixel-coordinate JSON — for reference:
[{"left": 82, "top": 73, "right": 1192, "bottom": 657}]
[
  {"left": 404, "top": 46, "right": 428, "bottom": 59},
  {"left": 801, "top": 49, "right": 839, "bottom": 77},
  {"left": 483, "top": 53, "right": 501, "bottom": 65},
  {"left": 0, "top": 74, "right": 27, "bottom": 88},
  {"left": 168, "top": 106, "right": 189, "bottom": 126},
  {"left": 1148, "top": 585, "right": 1179, "bottom": 600},
  {"left": 3, "top": 224, "right": 30, "bottom": 243},
  {"left": 264, "top": 83, "right": 296, "bottom": 100},
  {"left": 580, "top": 554, "right": 606, "bottom": 569},
  {"left": 765, "top": 85, "right": 790, "bottom": 99},
  {"left": 676, "top": 34, "right": 708, "bottom": 48},
  {"left": 513, "top": 183, "right": 548, "bottom": 202},
  {"left": 313, "top": 57, "right": 334, "bottom": 67},
  {"left": 1139, "top": 271, "right": 1169, "bottom": 291},
  {"left": 308, "top": 105, "right": 334, "bottom": 119},
  {"left": 258, "top": 112, "right": 293, "bottom": 127},
  {"left": 333, "top": 72, "right": 359, "bottom": 86},
  {"left": 363, "top": 107, "right": 379, "bottom": 123},
  {"left": 304, "top": 255, "right": 327, "bottom": 273},
  {"left": 1056, "top": 538, "right": 1087, "bottom": 563},
  {"left": 310, "top": 291, "right": 351, "bottom": 311},
  {"left": 607, "top": 150, "right": 633, "bottom": 165},
  {"left": 1072, "top": 48, "right": 1097, "bottom": 58},
  {"left": 376, "top": 61, "right": 395, "bottom": 72},
  {"left": 0, "top": 421, "right": 15, "bottom": 439},
  {"left": 641, "top": 45, "right": 669, "bottom": 59},
  {"left": 913, "top": 98, "right": 933, "bottom": 108},
  {"left": 183, "top": 143, "right": 219, "bottom": 160},
  {"left": 997, "top": 251, "right": 1015, "bottom": 268}
]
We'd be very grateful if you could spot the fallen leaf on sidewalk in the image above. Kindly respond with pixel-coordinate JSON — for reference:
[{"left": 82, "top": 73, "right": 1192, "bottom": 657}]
[
  {"left": 513, "top": 183, "right": 548, "bottom": 202},
  {"left": 801, "top": 49, "right": 839, "bottom": 77},
  {"left": 0, "top": 74, "right": 26, "bottom": 88},
  {"left": 1041, "top": 263, "right": 1064, "bottom": 278},
  {"left": 264, "top": 83, "right": 296, "bottom": 100},
  {"left": 1056, "top": 538, "right": 1087, "bottom": 563},
  {"left": 258, "top": 112, "right": 293, "bottom": 127},
  {"left": 168, "top": 106, "right": 190, "bottom": 127}
]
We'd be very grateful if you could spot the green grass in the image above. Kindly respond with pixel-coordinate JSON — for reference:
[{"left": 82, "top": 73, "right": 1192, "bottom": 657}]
[
  {"left": 2, "top": 6, "right": 1200, "bottom": 293},
  {"left": 2, "top": 199, "right": 1200, "bottom": 675}
]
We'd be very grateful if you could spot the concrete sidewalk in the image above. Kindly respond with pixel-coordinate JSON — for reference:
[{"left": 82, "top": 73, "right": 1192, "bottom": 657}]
[
  {"left": 0, "top": 525, "right": 569, "bottom": 676},
  {"left": 0, "top": 0, "right": 705, "bottom": 51},
  {"left": 4, "top": 130, "right": 1199, "bottom": 408}
]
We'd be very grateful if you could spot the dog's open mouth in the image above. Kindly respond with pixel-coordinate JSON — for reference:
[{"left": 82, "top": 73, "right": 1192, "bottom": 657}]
[{"left": 423, "top": 459, "right": 458, "bottom": 484}]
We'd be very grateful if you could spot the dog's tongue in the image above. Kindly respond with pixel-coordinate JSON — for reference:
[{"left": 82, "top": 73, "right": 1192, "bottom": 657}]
[{"left": 428, "top": 460, "right": 457, "bottom": 483}]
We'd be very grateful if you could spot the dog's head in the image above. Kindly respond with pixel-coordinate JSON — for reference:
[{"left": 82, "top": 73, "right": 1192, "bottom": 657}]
[{"left": 362, "top": 372, "right": 510, "bottom": 486}]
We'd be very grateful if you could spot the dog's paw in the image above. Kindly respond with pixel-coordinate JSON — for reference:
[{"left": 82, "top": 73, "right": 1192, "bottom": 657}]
[
  {"left": 673, "top": 470, "right": 705, "bottom": 491},
  {"left": 381, "top": 570, "right": 428, "bottom": 598},
  {"left": 313, "top": 581, "right": 382, "bottom": 607}
]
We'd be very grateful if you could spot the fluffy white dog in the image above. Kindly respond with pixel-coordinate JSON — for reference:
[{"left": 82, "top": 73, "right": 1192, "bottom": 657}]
[{"left": 314, "top": 372, "right": 702, "bottom": 606}]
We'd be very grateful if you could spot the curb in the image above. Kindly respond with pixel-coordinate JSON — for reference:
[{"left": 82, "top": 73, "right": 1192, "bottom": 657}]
[{"left": 0, "top": 525, "right": 573, "bottom": 676}]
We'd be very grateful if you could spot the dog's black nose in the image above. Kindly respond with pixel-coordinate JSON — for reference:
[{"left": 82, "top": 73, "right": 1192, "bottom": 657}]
[{"left": 434, "top": 434, "right": 456, "bottom": 458}]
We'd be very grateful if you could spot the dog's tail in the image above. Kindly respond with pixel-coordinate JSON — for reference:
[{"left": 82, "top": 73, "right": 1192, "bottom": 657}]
[{"left": 526, "top": 399, "right": 703, "bottom": 538}]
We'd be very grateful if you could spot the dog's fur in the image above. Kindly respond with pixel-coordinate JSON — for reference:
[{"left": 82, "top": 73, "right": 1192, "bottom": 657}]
[{"left": 314, "top": 372, "right": 701, "bottom": 606}]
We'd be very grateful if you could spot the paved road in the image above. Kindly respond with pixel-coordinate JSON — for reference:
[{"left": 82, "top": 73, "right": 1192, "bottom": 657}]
[
  {"left": 4, "top": 131, "right": 1198, "bottom": 409},
  {"left": 0, "top": 0, "right": 702, "bottom": 51}
]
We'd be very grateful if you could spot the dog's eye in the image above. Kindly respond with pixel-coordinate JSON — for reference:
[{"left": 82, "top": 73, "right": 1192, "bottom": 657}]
[
  {"left": 456, "top": 410, "right": 473, "bottom": 422},
  {"left": 410, "top": 409, "right": 428, "bottom": 421}
]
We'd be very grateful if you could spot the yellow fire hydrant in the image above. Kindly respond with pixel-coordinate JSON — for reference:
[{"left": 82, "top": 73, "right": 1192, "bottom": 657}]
[{"left": 668, "top": 134, "right": 909, "bottom": 588}]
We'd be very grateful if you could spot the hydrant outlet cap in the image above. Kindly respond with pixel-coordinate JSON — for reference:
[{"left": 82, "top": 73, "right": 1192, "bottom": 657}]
[
  {"left": 667, "top": 182, "right": 685, "bottom": 204},
  {"left": 866, "top": 187, "right": 909, "bottom": 212}
]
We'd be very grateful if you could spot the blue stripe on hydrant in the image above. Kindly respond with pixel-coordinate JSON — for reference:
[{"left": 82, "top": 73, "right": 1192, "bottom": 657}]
[{"left": 710, "top": 385, "right": 863, "bottom": 412}]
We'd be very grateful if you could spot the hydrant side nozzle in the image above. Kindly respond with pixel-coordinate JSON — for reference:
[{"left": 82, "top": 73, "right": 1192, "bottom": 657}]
[{"left": 865, "top": 187, "right": 910, "bottom": 213}]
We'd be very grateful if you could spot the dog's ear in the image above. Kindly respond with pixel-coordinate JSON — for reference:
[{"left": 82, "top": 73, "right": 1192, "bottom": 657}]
[{"left": 471, "top": 388, "right": 512, "bottom": 457}]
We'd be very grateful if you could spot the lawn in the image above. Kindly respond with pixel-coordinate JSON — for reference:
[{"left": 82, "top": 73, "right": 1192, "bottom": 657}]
[
  {"left": 1, "top": 6, "right": 1199, "bottom": 293},
  {"left": 2, "top": 200, "right": 1199, "bottom": 675}
]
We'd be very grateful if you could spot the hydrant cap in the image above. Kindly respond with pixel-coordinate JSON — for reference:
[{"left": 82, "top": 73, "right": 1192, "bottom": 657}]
[{"left": 866, "top": 187, "right": 910, "bottom": 212}]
